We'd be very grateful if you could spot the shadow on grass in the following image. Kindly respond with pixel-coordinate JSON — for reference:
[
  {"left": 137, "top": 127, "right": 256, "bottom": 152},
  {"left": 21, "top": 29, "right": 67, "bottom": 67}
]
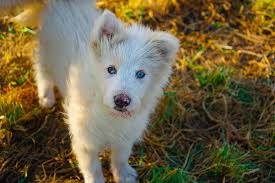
[{"left": 0, "top": 105, "right": 81, "bottom": 183}]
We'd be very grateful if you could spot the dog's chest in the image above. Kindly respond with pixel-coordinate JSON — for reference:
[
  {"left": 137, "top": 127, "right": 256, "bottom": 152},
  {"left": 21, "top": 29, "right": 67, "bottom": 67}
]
[{"left": 83, "top": 106, "right": 147, "bottom": 146}]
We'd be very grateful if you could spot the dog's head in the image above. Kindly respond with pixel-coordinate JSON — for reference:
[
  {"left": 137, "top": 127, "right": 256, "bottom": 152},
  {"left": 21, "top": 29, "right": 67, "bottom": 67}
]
[{"left": 91, "top": 10, "right": 179, "bottom": 118}]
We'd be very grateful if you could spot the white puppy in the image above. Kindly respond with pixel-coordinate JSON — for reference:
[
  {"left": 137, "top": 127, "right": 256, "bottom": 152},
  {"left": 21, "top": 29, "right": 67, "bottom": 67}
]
[{"left": 1, "top": 0, "right": 179, "bottom": 182}]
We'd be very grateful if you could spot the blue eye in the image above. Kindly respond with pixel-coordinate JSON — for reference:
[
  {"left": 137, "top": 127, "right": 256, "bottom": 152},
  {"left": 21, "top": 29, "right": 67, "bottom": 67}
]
[
  {"left": 107, "top": 66, "right": 117, "bottom": 75},
  {"left": 136, "top": 70, "right": 146, "bottom": 79}
]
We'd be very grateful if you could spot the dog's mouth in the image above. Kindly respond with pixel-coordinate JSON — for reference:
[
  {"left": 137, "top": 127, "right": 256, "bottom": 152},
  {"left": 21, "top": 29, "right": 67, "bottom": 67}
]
[
  {"left": 114, "top": 106, "right": 128, "bottom": 112},
  {"left": 109, "top": 106, "right": 133, "bottom": 118}
]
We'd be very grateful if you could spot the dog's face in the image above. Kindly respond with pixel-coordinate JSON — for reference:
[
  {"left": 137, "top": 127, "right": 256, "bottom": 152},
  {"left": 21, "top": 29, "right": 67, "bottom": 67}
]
[{"left": 91, "top": 10, "right": 179, "bottom": 117}]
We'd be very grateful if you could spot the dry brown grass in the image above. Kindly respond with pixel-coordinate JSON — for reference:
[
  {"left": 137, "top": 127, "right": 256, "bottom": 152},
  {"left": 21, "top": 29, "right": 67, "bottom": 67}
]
[{"left": 0, "top": 0, "right": 274, "bottom": 182}]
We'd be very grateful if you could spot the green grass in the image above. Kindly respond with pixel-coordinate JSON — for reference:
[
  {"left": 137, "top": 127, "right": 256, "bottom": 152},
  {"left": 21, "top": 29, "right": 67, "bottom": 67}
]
[
  {"left": 146, "top": 167, "right": 196, "bottom": 183},
  {"left": 211, "top": 144, "right": 260, "bottom": 182}
]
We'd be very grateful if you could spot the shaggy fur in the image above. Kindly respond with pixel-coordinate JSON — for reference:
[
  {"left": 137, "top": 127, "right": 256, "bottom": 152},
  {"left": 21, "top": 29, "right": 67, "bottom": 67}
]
[{"left": 0, "top": 0, "right": 179, "bottom": 182}]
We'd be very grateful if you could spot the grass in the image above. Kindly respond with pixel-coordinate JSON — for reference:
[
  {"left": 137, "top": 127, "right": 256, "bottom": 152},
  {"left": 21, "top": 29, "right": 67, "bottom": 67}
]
[{"left": 0, "top": 0, "right": 274, "bottom": 182}]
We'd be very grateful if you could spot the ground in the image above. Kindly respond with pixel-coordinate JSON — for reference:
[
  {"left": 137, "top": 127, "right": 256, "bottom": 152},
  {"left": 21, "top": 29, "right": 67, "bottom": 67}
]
[{"left": 0, "top": 0, "right": 274, "bottom": 183}]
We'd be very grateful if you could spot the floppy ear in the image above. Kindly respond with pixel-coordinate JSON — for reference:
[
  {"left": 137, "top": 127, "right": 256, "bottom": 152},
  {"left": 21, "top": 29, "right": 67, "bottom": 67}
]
[
  {"left": 91, "top": 10, "right": 124, "bottom": 44},
  {"left": 151, "top": 32, "right": 180, "bottom": 63}
]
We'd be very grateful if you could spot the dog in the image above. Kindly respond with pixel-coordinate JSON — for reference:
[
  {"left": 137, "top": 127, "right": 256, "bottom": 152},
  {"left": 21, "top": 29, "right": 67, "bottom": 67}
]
[{"left": 1, "top": 0, "right": 180, "bottom": 182}]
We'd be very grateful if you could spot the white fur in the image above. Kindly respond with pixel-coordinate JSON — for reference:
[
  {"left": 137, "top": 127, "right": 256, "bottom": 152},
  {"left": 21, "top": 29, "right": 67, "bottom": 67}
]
[
  {"left": 65, "top": 12, "right": 179, "bottom": 182},
  {"left": 1, "top": 0, "right": 179, "bottom": 182}
]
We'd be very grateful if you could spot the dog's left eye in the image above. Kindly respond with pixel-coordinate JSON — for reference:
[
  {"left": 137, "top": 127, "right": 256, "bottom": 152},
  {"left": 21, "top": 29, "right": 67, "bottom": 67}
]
[{"left": 136, "top": 70, "right": 146, "bottom": 79}]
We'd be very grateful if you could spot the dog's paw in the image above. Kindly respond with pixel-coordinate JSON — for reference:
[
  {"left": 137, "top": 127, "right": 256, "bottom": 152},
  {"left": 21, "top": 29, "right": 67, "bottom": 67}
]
[
  {"left": 39, "top": 96, "right": 55, "bottom": 108},
  {"left": 83, "top": 170, "right": 105, "bottom": 183},
  {"left": 112, "top": 164, "right": 137, "bottom": 183},
  {"left": 39, "top": 88, "right": 56, "bottom": 108},
  {"left": 85, "top": 176, "right": 105, "bottom": 183}
]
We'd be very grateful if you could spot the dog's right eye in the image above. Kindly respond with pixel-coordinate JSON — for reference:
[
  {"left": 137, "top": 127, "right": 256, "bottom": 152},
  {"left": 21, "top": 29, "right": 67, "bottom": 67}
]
[{"left": 107, "top": 66, "right": 117, "bottom": 75}]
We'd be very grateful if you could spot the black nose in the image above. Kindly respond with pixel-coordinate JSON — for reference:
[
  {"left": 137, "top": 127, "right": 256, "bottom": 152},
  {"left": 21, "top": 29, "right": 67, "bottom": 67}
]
[{"left": 114, "top": 94, "right": 131, "bottom": 108}]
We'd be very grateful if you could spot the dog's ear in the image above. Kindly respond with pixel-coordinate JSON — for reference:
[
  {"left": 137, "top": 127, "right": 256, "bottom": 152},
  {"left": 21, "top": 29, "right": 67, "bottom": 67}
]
[
  {"left": 92, "top": 10, "right": 124, "bottom": 44},
  {"left": 150, "top": 32, "right": 180, "bottom": 63}
]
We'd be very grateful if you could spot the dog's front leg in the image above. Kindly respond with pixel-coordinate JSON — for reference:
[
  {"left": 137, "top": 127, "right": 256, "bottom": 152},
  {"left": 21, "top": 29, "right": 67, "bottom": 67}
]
[
  {"left": 111, "top": 143, "right": 137, "bottom": 183},
  {"left": 33, "top": 58, "right": 56, "bottom": 108},
  {"left": 71, "top": 139, "right": 104, "bottom": 183}
]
